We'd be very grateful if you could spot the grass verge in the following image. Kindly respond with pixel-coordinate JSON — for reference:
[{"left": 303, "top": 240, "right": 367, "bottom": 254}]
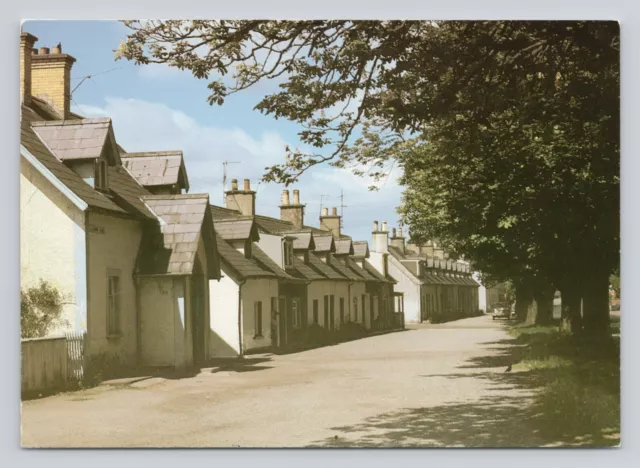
[{"left": 507, "top": 321, "right": 620, "bottom": 447}]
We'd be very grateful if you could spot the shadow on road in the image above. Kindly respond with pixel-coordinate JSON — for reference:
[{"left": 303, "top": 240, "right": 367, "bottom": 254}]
[
  {"left": 311, "top": 325, "right": 620, "bottom": 448},
  {"left": 207, "top": 357, "right": 274, "bottom": 374}
]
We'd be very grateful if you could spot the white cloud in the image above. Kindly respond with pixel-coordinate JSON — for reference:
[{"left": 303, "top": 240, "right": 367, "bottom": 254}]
[{"left": 72, "top": 97, "right": 403, "bottom": 242}]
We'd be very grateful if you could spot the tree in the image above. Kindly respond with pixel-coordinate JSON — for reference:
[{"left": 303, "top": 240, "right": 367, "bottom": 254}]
[
  {"left": 21, "top": 280, "right": 67, "bottom": 339},
  {"left": 118, "top": 20, "right": 619, "bottom": 335}
]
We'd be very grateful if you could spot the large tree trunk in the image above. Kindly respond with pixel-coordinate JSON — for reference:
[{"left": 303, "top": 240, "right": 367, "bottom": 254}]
[
  {"left": 582, "top": 270, "right": 610, "bottom": 338},
  {"left": 515, "top": 281, "right": 534, "bottom": 322},
  {"left": 560, "top": 285, "right": 583, "bottom": 335},
  {"left": 533, "top": 283, "right": 555, "bottom": 326}
]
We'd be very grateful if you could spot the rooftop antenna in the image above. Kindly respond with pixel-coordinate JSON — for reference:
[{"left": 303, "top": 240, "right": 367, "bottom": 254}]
[
  {"left": 222, "top": 160, "right": 240, "bottom": 203},
  {"left": 339, "top": 190, "right": 348, "bottom": 230},
  {"left": 319, "top": 193, "right": 331, "bottom": 215}
]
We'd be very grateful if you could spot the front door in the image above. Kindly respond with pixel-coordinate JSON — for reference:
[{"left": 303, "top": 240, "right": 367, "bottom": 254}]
[
  {"left": 329, "top": 295, "right": 335, "bottom": 331},
  {"left": 270, "top": 297, "right": 278, "bottom": 347},
  {"left": 278, "top": 296, "right": 287, "bottom": 346}
]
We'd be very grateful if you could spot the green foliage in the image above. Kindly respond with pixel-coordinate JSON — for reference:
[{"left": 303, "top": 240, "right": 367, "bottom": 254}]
[
  {"left": 119, "top": 21, "right": 619, "bottom": 325},
  {"left": 20, "top": 280, "right": 67, "bottom": 339},
  {"left": 609, "top": 274, "right": 620, "bottom": 297}
]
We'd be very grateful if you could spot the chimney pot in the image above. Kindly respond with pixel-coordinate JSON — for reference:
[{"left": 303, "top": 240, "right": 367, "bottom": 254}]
[
  {"left": 373, "top": 221, "right": 379, "bottom": 232},
  {"left": 231, "top": 179, "right": 238, "bottom": 191},
  {"left": 52, "top": 44, "right": 62, "bottom": 55},
  {"left": 392, "top": 228, "right": 397, "bottom": 237},
  {"left": 243, "top": 179, "right": 250, "bottom": 191},
  {"left": 39, "top": 47, "right": 50, "bottom": 55},
  {"left": 331, "top": 207, "right": 338, "bottom": 216},
  {"left": 398, "top": 227, "right": 403, "bottom": 237},
  {"left": 32, "top": 48, "right": 38, "bottom": 55},
  {"left": 321, "top": 207, "right": 329, "bottom": 216},
  {"left": 292, "top": 189, "right": 300, "bottom": 204},
  {"left": 381, "top": 221, "right": 388, "bottom": 232},
  {"left": 281, "top": 190, "right": 290, "bottom": 205}
]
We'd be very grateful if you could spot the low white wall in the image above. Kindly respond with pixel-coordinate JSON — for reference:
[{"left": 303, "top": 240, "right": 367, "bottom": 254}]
[
  {"left": 209, "top": 273, "right": 241, "bottom": 357},
  {"left": 241, "top": 278, "right": 279, "bottom": 351}
]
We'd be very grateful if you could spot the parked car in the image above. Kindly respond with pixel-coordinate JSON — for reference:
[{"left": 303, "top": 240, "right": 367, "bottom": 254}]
[{"left": 492, "top": 302, "right": 511, "bottom": 320}]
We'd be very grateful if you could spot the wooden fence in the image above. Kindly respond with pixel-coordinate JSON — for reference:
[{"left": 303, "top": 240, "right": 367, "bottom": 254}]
[
  {"left": 21, "top": 336, "right": 68, "bottom": 394},
  {"left": 66, "top": 332, "right": 85, "bottom": 382}
]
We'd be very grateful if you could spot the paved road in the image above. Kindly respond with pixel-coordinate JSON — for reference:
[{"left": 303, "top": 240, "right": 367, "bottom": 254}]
[{"left": 22, "top": 315, "right": 536, "bottom": 448}]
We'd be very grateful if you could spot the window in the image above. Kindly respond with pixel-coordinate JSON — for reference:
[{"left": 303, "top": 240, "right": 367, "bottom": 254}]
[
  {"left": 107, "top": 273, "right": 121, "bottom": 337},
  {"left": 339, "top": 298, "right": 345, "bottom": 325},
  {"left": 283, "top": 242, "right": 293, "bottom": 267},
  {"left": 313, "top": 300, "right": 319, "bottom": 325},
  {"left": 353, "top": 297, "right": 358, "bottom": 322},
  {"left": 329, "top": 295, "right": 335, "bottom": 330},
  {"left": 323, "top": 295, "right": 329, "bottom": 328},
  {"left": 254, "top": 301, "right": 263, "bottom": 337},
  {"left": 95, "top": 159, "right": 108, "bottom": 191},
  {"left": 361, "top": 295, "right": 366, "bottom": 323},
  {"left": 292, "top": 298, "right": 301, "bottom": 328}
]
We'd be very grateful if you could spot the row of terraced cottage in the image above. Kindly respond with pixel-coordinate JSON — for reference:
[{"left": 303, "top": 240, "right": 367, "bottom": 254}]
[{"left": 19, "top": 33, "right": 480, "bottom": 373}]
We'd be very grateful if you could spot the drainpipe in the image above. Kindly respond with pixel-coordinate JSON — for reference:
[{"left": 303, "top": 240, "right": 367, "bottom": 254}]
[
  {"left": 134, "top": 274, "right": 142, "bottom": 368},
  {"left": 237, "top": 279, "right": 246, "bottom": 358}
]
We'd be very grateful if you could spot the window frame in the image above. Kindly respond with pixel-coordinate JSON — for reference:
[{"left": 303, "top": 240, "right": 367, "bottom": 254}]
[
  {"left": 291, "top": 298, "right": 301, "bottom": 329},
  {"left": 353, "top": 297, "right": 358, "bottom": 322},
  {"left": 95, "top": 158, "right": 109, "bottom": 192},
  {"left": 106, "top": 270, "right": 122, "bottom": 338},
  {"left": 312, "top": 299, "right": 319, "bottom": 325},
  {"left": 254, "top": 301, "right": 263, "bottom": 338}
]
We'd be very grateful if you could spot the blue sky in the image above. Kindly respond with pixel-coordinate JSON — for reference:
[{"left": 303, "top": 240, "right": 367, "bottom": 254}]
[{"left": 23, "top": 20, "right": 404, "bottom": 243}]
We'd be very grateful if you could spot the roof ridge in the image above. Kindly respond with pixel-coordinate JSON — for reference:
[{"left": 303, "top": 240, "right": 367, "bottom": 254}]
[
  {"left": 121, "top": 150, "right": 183, "bottom": 158},
  {"left": 141, "top": 193, "right": 209, "bottom": 200},
  {"left": 31, "top": 117, "right": 111, "bottom": 127}
]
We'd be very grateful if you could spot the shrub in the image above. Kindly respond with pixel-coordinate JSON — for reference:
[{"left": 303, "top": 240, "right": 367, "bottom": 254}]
[{"left": 21, "top": 280, "right": 68, "bottom": 338}]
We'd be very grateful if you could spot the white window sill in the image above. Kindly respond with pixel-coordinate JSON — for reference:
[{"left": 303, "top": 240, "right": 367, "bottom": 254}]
[{"left": 107, "top": 333, "right": 123, "bottom": 340}]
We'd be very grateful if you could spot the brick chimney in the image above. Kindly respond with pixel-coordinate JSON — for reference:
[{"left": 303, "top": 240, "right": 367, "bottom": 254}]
[
  {"left": 319, "top": 206, "right": 341, "bottom": 238},
  {"left": 390, "top": 226, "right": 405, "bottom": 253},
  {"left": 225, "top": 178, "right": 256, "bottom": 216},
  {"left": 280, "top": 188, "right": 305, "bottom": 230},
  {"left": 371, "top": 220, "right": 389, "bottom": 254},
  {"left": 20, "top": 33, "right": 38, "bottom": 106},
  {"left": 31, "top": 41, "right": 76, "bottom": 119}
]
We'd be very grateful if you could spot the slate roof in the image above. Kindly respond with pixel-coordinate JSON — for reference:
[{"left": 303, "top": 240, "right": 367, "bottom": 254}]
[
  {"left": 31, "top": 118, "right": 117, "bottom": 162},
  {"left": 364, "top": 261, "right": 396, "bottom": 284},
  {"left": 213, "top": 218, "right": 258, "bottom": 241},
  {"left": 254, "top": 215, "right": 295, "bottom": 234},
  {"left": 335, "top": 238, "right": 354, "bottom": 255},
  {"left": 121, "top": 151, "right": 189, "bottom": 192},
  {"left": 252, "top": 245, "right": 301, "bottom": 282},
  {"left": 210, "top": 205, "right": 242, "bottom": 218},
  {"left": 307, "top": 253, "right": 345, "bottom": 280},
  {"left": 352, "top": 241, "right": 370, "bottom": 258},
  {"left": 313, "top": 234, "right": 335, "bottom": 253},
  {"left": 290, "top": 256, "right": 324, "bottom": 281},
  {"left": 216, "top": 235, "right": 275, "bottom": 279},
  {"left": 107, "top": 165, "right": 157, "bottom": 219},
  {"left": 329, "top": 255, "right": 362, "bottom": 281},
  {"left": 288, "top": 232, "right": 315, "bottom": 250},
  {"left": 141, "top": 194, "right": 212, "bottom": 275},
  {"left": 346, "top": 258, "right": 377, "bottom": 282},
  {"left": 21, "top": 106, "right": 126, "bottom": 215}
]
